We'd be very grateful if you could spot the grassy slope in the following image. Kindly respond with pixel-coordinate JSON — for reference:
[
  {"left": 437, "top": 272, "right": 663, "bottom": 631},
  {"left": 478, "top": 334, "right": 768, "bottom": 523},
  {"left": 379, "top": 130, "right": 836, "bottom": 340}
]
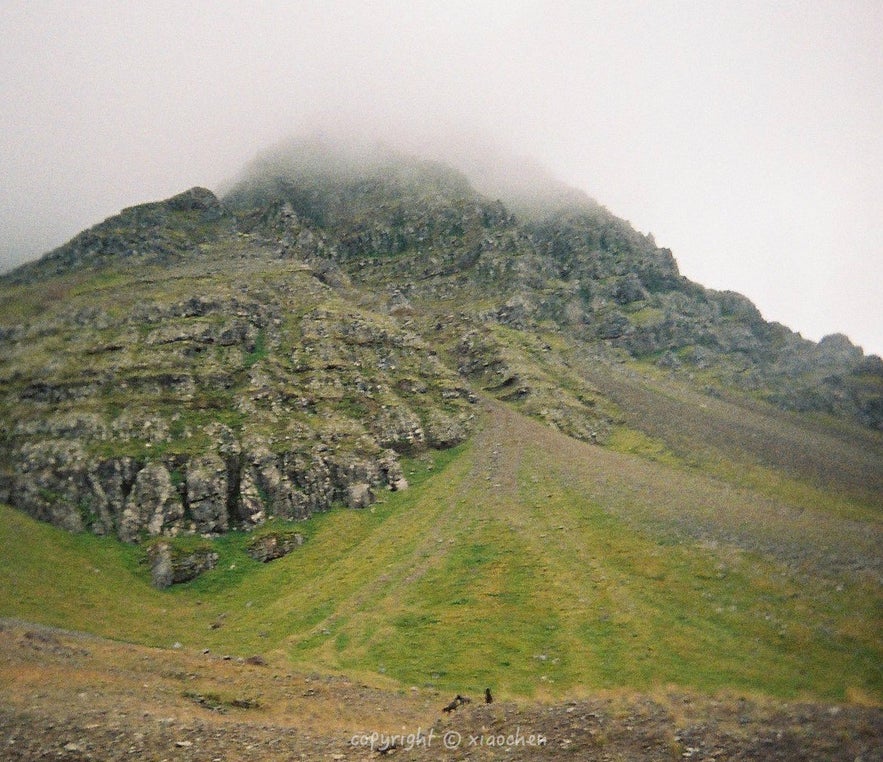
[{"left": 1, "top": 399, "right": 879, "bottom": 705}]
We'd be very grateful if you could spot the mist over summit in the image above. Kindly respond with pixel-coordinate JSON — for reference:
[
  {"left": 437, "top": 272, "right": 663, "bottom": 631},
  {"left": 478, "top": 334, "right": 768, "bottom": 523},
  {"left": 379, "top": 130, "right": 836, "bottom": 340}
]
[{"left": 222, "top": 132, "right": 598, "bottom": 220}]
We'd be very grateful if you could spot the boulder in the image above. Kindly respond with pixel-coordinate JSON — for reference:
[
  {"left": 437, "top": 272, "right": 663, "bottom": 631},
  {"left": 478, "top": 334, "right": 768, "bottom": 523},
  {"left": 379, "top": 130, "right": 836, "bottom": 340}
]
[
  {"left": 245, "top": 531, "right": 304, "bottom": 563},
  {"left": 346, "top": 482, "right": 374, "bottom": 509},
  {"left": 148, "top": 540, "right": 218, "bottom": 589}
]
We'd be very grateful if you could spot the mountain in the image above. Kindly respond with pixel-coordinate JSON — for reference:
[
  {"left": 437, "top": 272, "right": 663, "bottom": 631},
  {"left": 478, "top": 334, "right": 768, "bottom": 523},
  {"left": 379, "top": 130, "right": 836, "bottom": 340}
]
[
  {"left": 0, "top": 139, "right": 880, "bottom": 549},
  {"left": 1, "top": 139, "right": 882, "bottom": 719}
]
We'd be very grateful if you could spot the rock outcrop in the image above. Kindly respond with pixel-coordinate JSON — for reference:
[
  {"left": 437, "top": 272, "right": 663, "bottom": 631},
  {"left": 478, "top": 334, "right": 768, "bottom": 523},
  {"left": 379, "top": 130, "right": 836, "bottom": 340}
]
[
  {"left": 1, "top": 435, "right": 444, "bottom": 542},
  {"left": 0, "top": 234, "right": 475, "bottom": 540},
  {"left": 245, "top": 530, "right": 304, "bottom": 563},
  {"left": 148, "top": 540, "right": 219, "bottom": 589}
]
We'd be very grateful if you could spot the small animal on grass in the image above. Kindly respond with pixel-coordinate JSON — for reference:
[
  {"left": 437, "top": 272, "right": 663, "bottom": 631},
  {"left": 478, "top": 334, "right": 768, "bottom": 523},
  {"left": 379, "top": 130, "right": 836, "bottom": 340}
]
[
  {"left": 442, "top": 694, "right": 471, "bottom": 713},
  {"left": 485, "top": 687, "right": 493, "bottom": 704}
]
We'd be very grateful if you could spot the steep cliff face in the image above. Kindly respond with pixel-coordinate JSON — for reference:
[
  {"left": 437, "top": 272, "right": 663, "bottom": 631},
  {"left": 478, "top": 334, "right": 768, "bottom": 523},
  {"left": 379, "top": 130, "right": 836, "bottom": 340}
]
[
  {"left": 0, "top": 271, "right": 472, "bottom": 540},
  {"left": 1, "top": 142, "right": 880, "bottom": 542}
]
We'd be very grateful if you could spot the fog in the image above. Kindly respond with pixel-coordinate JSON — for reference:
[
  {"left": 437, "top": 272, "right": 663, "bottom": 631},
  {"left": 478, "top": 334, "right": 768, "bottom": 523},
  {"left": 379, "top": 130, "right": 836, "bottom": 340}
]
[{"left": 2, "top": 1, "right": 881, "bottom": 354}]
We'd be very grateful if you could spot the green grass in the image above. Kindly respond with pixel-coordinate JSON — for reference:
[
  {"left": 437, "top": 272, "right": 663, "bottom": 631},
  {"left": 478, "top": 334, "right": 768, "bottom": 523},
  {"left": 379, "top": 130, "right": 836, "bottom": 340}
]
[
  {"left": 607, "top": 426, "right": 682, "bottom": 467},
  {"left": 0, "top": 409, "right": 880, "bottom": 704},
  {"left": 243, "top": 329, "right": 268, "bottom": 368},
  {"left": 626, "top": 305, "right": 665, "bottom": 327},
  {"left": 0, "top": 504, "right": 209, "bottom": 645}
]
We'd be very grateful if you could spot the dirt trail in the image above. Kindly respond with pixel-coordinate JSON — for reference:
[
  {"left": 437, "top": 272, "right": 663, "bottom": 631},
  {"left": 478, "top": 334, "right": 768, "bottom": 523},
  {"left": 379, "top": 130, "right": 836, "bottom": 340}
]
[
  {"left": 463, "top": 398, "right": 526, "bottom": 497},
  {"left": 471, "top": 399, "right": 882, "bottom": 582}
]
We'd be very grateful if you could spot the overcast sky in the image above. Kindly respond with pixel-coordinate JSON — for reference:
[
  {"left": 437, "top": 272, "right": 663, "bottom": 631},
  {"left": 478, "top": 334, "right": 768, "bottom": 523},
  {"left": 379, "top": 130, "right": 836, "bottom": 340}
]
[{"left": 1, "top": 1, "right": 881, "bottom": 354}]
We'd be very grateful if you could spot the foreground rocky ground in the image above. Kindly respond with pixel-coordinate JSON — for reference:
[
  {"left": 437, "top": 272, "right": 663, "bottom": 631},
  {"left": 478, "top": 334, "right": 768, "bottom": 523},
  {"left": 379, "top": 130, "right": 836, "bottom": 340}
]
[{"left": 1, "top": 619, "right": 879, "bottom": 761}]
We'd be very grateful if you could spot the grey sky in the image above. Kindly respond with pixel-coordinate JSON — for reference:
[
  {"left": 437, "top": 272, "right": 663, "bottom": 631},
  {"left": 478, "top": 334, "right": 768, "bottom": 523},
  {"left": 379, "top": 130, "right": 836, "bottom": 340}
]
[{"left": 1, "top": 0, "right": 881, "bottom": 354}]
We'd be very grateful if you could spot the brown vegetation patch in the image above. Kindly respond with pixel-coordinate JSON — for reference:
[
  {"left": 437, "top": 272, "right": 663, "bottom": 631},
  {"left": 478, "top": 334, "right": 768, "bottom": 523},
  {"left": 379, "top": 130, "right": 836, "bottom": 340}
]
[{"left": 1, "top": 620, "right": 879, "bottom": 760}]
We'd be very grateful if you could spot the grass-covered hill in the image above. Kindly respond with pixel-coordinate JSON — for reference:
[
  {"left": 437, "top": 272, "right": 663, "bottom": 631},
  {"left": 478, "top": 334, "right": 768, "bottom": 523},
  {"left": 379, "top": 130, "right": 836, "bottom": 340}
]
[
  {"left": 0, "top": 138, "right": 880, "bottom": 704},
  {"left": 1, "top": 399, "right": 879, "bottom": 702}
]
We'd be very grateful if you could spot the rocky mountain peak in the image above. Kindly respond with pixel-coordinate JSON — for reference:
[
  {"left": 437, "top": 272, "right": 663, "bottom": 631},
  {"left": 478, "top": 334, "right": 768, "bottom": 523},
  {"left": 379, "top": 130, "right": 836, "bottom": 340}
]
[{"left": 222, "top": 137, "right": 480, "bottom": 224}]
